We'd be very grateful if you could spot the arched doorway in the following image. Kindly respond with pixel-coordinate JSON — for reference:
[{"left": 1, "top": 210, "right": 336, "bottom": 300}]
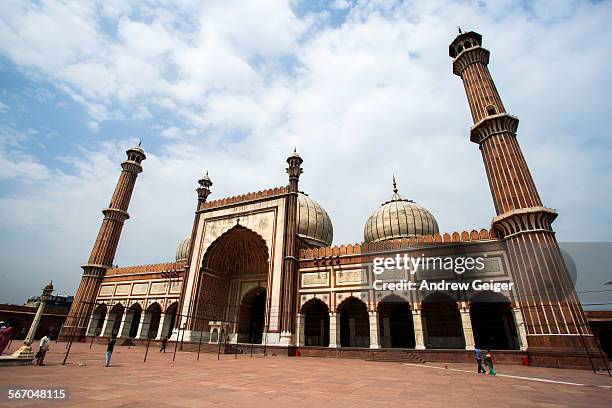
[
  {"left": 142, "top": 303, "right": 162, "bottom": 339},
  {"left": 87, "top": 304, "right": 107, "bottom": 336},
  {"left": 117, "top": 303, "right": 142, "bottom": 338},
  {"left": 301, "top": 298, "right": 329, "bottom": 346},
  {"left": 104, "top": 303, "right": 124, "bottom": 337},
  {"left": 378, "top": 295, "right": 414, "bottom": 348},
  {"left": 470, "top": 291, "right": 518, "bottom": 350},
  {"left": 196, "top": 225, "right": 270, "bottom": 340},
  {"left": 161, "top": 302, "right": 178, "bottom": 339},
  {"left": 338, "top": 297, "right": 369, "bottom": 348},
  {"left": 422, "top": 293, "right": 464, "bottom": 349},
  {"left": 238, "top": 287, "right": 266, "bottom": 344}
]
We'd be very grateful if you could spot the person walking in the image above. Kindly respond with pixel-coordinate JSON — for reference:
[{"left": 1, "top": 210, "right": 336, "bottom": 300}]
[
  {"left": 0, "top": 322, "right": 13, "bottom": 355},
  {"left": 36, "top": 334, "right": 50, "bottom": 366},
  {"left": 484, "top": 349, "right": 496, "bottom": 375},
  {"left": 474, "top": 346, "right": 485, "bottom": 373},
  {"left": 105, "top": 337, "right": 116, "bottom": 367},
  {"left": 159, "top": 337, "right": 168, "bottom": 353}
]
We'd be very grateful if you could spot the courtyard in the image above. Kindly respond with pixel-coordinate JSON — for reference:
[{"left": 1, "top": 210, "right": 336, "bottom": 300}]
[{"left": 1, "top": 342, "right": 611, "bottom": 407}]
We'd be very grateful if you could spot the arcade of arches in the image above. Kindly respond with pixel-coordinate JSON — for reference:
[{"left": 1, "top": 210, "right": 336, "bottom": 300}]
[
  {"left": 86, "top": 301, "right": 178, "bottom": 341},
  {"left": 296, "top": 291, "right": 522, "bottom": 351}
]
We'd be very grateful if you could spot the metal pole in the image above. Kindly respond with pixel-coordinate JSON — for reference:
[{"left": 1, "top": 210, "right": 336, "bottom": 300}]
[
  {"left": 250, "top": 318, "right": 255, "bottom": 358},
  {"left": 197, "top": 318, "right": 203, "bottom": 361},
  {"left": 577, "top": 321, "right": 596, "bottom": 374},
  {"left": 89, "top": 334, "right": 95, "bottom": 349},
  {"left": 217, "top": 326, "right": 223, "bottom": 360},
  {"left": 144, "top": 337, "right": 150, "bottom": 362},
  {"left": 592, "top": 325, "right": 612, "bottom": 377},
  {"left": 63, "top": 301, "right": 87, "bottom": 365},
  {"left": 172, "top": 321, "right": 182, "bottom": 362}
]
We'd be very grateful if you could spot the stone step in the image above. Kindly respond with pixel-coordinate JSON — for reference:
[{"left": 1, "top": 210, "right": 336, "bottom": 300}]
[{"left": 366, "top": 352, "right": 425, "bottom": 364}]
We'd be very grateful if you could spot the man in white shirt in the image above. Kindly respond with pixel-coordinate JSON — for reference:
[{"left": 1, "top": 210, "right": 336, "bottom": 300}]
[{"left": 37, "top": 334, "right": 50, "bottom": 366}]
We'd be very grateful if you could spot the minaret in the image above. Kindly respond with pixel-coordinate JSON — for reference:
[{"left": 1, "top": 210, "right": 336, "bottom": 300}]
[
  {"left": 61, "top": 143, "right": 146, "bottom": 340},
  {"left": 280, "top": 149, "right": 302, "bottom": 345},
  {"left": 450, "top": 31, "right": 594, "bottom": 351},
  {"left": 175, "top": 171, "right": 212, "bottom": 335}
]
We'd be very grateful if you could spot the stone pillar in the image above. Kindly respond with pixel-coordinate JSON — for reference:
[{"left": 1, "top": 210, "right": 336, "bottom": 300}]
[
  {"left": 85, "top": 314, "right": 97, "bottom": 337},
  {"left": 118, "top": 311, "right": 134, "bottom": 338},
  {"left": 99, "top": 312, "right": 111, "bottom": 337},
  {"left": 513, "top": 307, "right": 528, "bottom": 351},
  {"left": 369, "top": 311, "right": 380, "bottom": 349},
  {"left": 329, "top": 312, "right": 339, "bottom": 348},
  {"left": 412, "top": 309, "right": 425, "bottom": 350},
  {"left": 280, "top": 150, "right": 303, "bottom": 345},
  {"left": 177, "top": 173, "right": 212, "bottom": 333},
  {"left": 460, "top": 306, "right": 475, "bottom": 350},
  {"left": 295, "top": 313, "right": 305, "bottom": 347},
  {"left": 156, "top": 313, "right": 168, "bottom": 340},
  {"left": 135, "top": 313, "right": 148, "bottom": 339},
  {"left": 11, "top": 282, "right": 53, "bottom": 360}
]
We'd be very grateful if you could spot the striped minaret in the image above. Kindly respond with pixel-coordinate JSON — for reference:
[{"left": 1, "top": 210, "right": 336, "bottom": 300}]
[
  {"left": 60, "top": 144, "right": 145, "bottom": 340},
  {"left": 450, "top": 31, "right": 595, "bottom": 351}
]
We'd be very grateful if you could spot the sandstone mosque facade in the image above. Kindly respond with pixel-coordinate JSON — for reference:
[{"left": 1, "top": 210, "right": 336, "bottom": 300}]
[{"left": 60, "top": 31, "right": 599, "bottom": 367}]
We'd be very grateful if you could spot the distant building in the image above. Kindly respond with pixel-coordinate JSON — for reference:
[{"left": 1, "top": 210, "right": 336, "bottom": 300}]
[
  {"left": 0, "top": 294, "right": 72, "bottom": 340},
  {"left": 25, "top": 294, "right": 73, "bottom": 310}
]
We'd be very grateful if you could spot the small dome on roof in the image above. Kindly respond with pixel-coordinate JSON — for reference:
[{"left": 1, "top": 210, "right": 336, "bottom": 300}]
[
  {"left": 297, "top": 192, "right": 333, "bottom": 248},
  {"left": 176, "top": 236, "right": 191, "bottom": 262},
  {"left": 364, "top": 177, "right": 439, "bottom": 243}
]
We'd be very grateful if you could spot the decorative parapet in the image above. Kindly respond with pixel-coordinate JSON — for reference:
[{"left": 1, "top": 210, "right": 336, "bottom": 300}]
[
  {"left": 470, "top": 113, "right": 519, "bottom": 145},
  {"left": 298, "top": 228, "right": 498, "bottom": 260},
  {"left": 104, "top": 261, "right": 186, "bottom": 277},
  {"left": 452, "top": 46, "right": 490, "bottom": 76},
  {"left": 200, "top": 186, "right": 289, "bottom": 210}
]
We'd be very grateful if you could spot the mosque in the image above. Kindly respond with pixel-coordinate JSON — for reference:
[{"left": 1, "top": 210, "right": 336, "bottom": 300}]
[{"left": 60, "top": 31, "right": 601, "bottom": 367}]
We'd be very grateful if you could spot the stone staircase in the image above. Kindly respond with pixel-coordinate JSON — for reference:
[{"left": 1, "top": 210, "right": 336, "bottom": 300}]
[{"left": 366, "top": 350, "right": 425, "bottom": 364}]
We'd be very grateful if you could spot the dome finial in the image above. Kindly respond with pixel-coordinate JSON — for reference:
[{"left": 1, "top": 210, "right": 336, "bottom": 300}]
[{"left": 392, "top": 175, "right": 398, "bottom": 194}]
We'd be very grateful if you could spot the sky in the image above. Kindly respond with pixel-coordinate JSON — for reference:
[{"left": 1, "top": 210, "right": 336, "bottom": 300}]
[{"left": 1, "top": 0, "right": 611, "bottom": 305}]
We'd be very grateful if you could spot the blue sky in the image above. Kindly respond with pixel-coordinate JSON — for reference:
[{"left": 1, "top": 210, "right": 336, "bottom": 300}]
[{"left": 1, "top": 0, "right": 611, "bottom": 304}]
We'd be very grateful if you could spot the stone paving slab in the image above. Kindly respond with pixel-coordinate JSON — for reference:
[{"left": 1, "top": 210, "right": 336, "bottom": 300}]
[{"left": 0, "top": 342, "right": 611, "bottom": 407}]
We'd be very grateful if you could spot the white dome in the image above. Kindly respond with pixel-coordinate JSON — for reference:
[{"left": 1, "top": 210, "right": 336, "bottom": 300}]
[
  {"left": 175, "top": 236, "right": 191, "bottom": 262},
  {"left": 364, "top": 179, "right": 439, "bottom": 243},
  {"left": 297, "top": 192, "right": 333, "bottom": 248}
]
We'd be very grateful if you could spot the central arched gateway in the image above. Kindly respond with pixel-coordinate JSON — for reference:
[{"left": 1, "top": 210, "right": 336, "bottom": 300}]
[{"left": 194, "top": 225, "right": 270, "bottom": 344}]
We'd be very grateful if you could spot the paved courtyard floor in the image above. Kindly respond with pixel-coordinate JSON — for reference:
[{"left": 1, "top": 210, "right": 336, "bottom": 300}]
[{"left": 1, "top": 341, "right": 611, "bottom": 407}]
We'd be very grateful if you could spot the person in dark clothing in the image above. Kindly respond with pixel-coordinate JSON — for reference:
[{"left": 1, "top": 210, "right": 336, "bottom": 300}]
[
  {"left": 160, "top": 337, "right": 168, "bottom": 353},
  {"left": 105, "top": 337, "right": 116, "bottom": 367},
  {"left": 474, "top": 346, "right": 486, "bottom": 373}
]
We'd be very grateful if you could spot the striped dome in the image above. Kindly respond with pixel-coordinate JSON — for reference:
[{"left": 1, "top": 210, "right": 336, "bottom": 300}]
[
  {"left": 175, "top": 236, "right": 191, "bottom": 262},
  {"left": 364, "top": 178, "right": 439, "bottom": 243},
  {"left": 297, "top": 192, "right": 333, "bottom": 248}
]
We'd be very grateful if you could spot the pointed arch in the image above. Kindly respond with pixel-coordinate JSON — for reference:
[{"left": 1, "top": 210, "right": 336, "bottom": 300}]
[
  {"left": 422, "top": 292, "right": 464, "bottom": 349},
  {"left": 337, "top": 296, "right": 369, "bottom": 348},
  {"left": 470, "top": 290, "right": 518, "bottom": 350},
  {"left": 202, "top": 225, "right": 269, "bottom": 277},
  {"left": 301, "top": 298, "right": 329, "bottom": 347}
]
